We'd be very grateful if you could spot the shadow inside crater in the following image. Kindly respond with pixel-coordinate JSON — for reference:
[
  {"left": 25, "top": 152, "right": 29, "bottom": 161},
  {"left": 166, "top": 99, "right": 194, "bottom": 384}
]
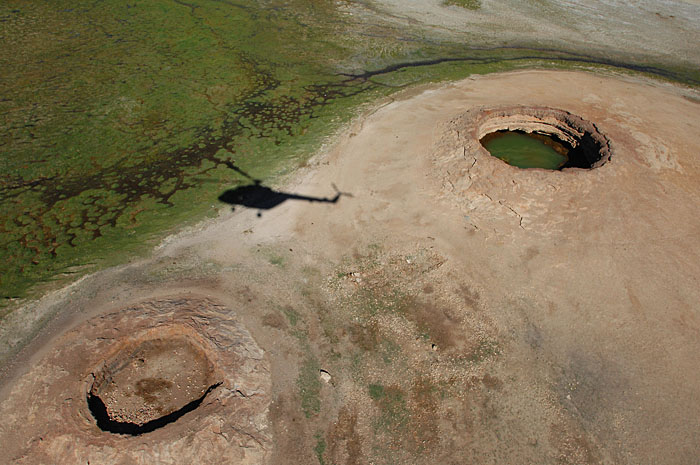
[{"left": 87, "top": 382, "right": 221, "bottom": 436}]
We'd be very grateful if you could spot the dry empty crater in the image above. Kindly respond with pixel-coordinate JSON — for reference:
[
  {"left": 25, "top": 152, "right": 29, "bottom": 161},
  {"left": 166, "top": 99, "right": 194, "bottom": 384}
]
[
  {"left": 477, "top": 106, "right": 612, "bottom": 170},
  {"left": 87, "top": 335, "right": 220, "bottom": 435},
  {"left": 0, "top": 296, "right": 271, "bottom": 463}
]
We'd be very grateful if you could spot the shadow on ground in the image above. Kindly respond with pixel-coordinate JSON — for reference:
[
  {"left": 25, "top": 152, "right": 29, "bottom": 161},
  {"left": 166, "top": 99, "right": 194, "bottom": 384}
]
[{"left": 219, "top": 181, "right": 350, "bottom": 216}]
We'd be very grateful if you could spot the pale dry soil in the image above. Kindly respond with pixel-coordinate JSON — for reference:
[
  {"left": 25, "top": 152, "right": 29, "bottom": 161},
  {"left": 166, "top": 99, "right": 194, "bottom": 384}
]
[
  {"left": 1, "top": 70, "right": 700, "bottom": 464},
  {"left": 355, "top": 0, "right": 700, "bottom": 68}
]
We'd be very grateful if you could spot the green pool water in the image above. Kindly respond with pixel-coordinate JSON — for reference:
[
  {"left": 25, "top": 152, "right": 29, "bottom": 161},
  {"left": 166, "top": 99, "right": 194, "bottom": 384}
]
[{"left": 481, "top": 131, "right": 569, "bottom": 169}]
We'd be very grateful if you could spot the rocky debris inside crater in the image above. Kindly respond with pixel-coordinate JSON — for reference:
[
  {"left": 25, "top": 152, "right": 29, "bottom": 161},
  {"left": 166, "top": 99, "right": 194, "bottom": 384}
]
[{"left": 90, "top": 336, "right": 218, "bottom": 426}]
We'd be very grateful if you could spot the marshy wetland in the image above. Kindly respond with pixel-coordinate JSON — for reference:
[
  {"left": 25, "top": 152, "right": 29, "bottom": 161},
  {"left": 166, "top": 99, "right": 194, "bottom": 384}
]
[{"left": 1, "top": 1, "right": 700, "bottom": 464}]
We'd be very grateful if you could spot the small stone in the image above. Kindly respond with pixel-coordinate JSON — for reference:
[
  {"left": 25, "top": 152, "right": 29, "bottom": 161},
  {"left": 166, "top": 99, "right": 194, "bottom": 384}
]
[{"left": 320, "top": 370, "right": 332, "bottom": 383}]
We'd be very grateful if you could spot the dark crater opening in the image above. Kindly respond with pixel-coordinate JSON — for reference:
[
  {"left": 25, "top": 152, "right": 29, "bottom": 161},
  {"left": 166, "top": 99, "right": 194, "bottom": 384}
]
[
  {"left": 87, "top": 336, "right": 220, "bottom": 435},
  {"left": 87, "top": 383, "right": 220, "bottom": 436},
  {"left": 477, "top": 107, "right": 611, "bottom": 170}
]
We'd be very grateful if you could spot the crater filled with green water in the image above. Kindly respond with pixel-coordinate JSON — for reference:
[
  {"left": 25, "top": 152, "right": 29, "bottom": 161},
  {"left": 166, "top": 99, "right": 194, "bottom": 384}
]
[
  {"left": 480, "top": 130, "right": 570, "bottom": 170},
  {"left": 472, "top": 106, "right": 612, "bottom": 172}
]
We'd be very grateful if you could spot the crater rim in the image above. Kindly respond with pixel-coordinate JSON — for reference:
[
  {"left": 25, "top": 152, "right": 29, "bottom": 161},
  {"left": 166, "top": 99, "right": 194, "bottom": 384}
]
[{"left": 475, "top": 106, "right": 612, "bottom": 170}]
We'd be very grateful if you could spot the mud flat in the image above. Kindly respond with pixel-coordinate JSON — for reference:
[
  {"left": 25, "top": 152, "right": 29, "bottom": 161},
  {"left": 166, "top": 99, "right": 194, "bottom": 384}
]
[
  {"left": 363, "top": 0, "right": 700, "bottom": 69},
  {"left": 1, "top": 70, "right": 699, "bottom": 464}
]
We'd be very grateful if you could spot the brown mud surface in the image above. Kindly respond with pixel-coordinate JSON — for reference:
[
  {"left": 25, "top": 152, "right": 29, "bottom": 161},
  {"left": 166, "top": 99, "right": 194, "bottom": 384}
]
[
  {"left": 1, "top": 70, "right": 700, "bottom": 464},
  {"left": 89, "top": 335, "right": 217, "bottom": 426}
]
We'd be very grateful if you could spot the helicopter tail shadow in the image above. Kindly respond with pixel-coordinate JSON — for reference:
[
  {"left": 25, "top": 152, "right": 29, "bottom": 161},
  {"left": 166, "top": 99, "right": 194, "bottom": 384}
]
[{"left": 218, "top": 181, "right": 352, "bottom": 216}]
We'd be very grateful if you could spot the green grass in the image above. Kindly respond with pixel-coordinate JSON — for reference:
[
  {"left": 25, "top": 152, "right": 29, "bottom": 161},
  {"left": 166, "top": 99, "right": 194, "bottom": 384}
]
[
  {"left": 368, "top": 383, "right": 409, "bottom": 430},
  {"left": 369, "top": 383, "right": 385, "bottom": 401},
  {"left": 297, "top": 356, "right": 322, "bottom": 417},
  {"left": 314, "top": 433, "right": 327, "bottom": 465},
  {"left": 443, "top": 0, "right": 481, "bottom": 10},
  {"left": 283, "top": 306, "right": 301, "bottom": 327}
]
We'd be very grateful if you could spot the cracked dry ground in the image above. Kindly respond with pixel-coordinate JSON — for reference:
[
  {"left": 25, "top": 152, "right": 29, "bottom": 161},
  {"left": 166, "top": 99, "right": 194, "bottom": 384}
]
[{"left": 1, "top": 70, "right": 700, "bottom": 464}]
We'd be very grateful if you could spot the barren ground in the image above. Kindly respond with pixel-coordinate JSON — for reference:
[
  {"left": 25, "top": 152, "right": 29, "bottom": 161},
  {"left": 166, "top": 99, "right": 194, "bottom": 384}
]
[
  {"left": 1, "top": 70, "right": 700, "bottom": 464},
  {"left": 357, "top": 0, "right": 700, "bottom": 68}
]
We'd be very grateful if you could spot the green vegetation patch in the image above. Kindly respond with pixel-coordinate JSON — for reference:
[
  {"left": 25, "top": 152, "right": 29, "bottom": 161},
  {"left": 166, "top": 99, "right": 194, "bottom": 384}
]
[
  {"left": 283, "top": 306, "right": 301, "bottom": 327},
  {"left": 368, "top": 383, "right": 409, "bottom": 431},
  {"left": 297, "top": 355, "right": 322, "bottom": 417},
  {"left": 443, "top": 0, "right": 482, "bottom": 10},
  {"left": 314, "top": 432, "right": 327, "bottom": 465}
]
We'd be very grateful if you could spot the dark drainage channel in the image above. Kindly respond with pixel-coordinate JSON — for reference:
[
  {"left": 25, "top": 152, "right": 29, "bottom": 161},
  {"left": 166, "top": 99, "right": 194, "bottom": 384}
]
[{"left": 87, "top": 383, "right": 221, "bottom": 435}]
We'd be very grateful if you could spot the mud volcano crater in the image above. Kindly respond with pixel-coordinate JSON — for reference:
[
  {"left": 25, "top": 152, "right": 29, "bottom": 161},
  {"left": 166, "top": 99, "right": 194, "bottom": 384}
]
[
  {"left": 0, "top": 297, "right": 271, "bottom": 463},
  {"left": 87, "top": 335, "right": 220, "bottom": 435},
  {"left": 477, "top": 107, "right": 611, "bottom": 170}
]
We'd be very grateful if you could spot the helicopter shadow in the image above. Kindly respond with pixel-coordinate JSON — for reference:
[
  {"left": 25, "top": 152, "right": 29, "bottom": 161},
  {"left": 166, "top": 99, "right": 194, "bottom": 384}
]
[
  {"left": 216, "top": 160, "right": 352, "bottom": 216},
  {"left": 220, "top": 180, "right": 349, "bottom": 214}
]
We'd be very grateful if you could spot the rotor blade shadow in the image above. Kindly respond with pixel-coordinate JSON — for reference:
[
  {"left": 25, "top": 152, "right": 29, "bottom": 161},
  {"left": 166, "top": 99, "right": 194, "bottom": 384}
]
[{"left": 218, "top": 181, "right": 349, "bottom": 215}]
